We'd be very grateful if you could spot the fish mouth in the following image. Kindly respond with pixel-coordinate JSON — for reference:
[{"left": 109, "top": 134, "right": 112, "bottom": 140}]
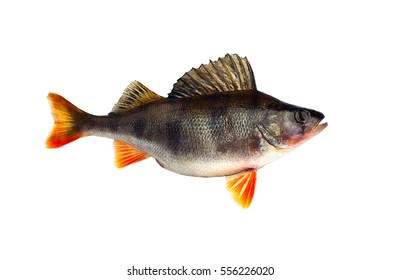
[
  {"left": 286, "top": 119, "right": 327, "bottom": 148},
  {"left": 302, "top": 109, "right": 327, "bottom": 139},
  {"left": 313, "top": 121, "right": 328, "bottom": 134},
  {"left": 306, "top": 120, "right": 328, "bottom": 139}
]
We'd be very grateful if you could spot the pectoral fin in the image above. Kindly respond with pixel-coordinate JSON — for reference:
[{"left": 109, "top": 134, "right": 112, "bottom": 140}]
[
  {"left": 114, "top": 140, "right": 149, "bottom": 168},
  {"left": 226, "top": 170, "right": 257, "bottom": 208}
]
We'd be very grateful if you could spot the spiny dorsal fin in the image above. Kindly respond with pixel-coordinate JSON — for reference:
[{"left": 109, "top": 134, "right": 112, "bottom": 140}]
[
  {"left": 111, "top": 81, "right": 163, "bottom": 113},
  {"left": 114, "top": 140, "right": 149, "bottom": 168},
  {"left": 169, "top": 54, "right": 256, "bottom": 98},
  {"left": 226, "top": 169, "right": 257, "bottom": 208}
]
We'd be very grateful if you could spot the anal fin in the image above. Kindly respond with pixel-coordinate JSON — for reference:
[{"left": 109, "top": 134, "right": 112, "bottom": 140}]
[
  {"left": 226, "top": 170, "right": 257, "bottom": 208},
  {"left": 114, "top": 140, "right": 149, "bottom": 168}
]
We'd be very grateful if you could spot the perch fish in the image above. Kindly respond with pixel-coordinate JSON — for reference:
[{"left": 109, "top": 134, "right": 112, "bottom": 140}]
[{"left": 46, "top": 54, "right": 327, "bottom": 208}]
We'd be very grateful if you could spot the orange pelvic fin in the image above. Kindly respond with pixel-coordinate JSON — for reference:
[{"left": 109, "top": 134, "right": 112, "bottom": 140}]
[
  {"left": 46, "top": 93, "right": 88, "bottom": 148},
  {"left": 226, "top": 170, "right": 257, "bottom": 208},
  {"left": 114, "top": 140, "right": 149, "bottom": 168}
]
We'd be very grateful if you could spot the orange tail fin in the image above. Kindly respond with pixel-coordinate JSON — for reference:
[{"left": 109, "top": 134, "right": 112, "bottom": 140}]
[{"left": 46, "top": 93, "right": 88, "bottom": 148}]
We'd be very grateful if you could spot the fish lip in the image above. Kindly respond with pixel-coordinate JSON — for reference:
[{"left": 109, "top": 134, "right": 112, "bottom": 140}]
[
  {"left": 315, "top": 121, "right": 328, "bottom": 132},
  {"left": 286, "top": 120, "right": 327, "bottom": 148},
  {"left": 309, "top": 121, "right": 328, "bottom": 137}
]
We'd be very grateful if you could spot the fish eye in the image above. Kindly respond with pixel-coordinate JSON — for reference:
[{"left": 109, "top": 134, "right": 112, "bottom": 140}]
[{"left": 294, "top": 110, "right": 310, "bottom": 123}]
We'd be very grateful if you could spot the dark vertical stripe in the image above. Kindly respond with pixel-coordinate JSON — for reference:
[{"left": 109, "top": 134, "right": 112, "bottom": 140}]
[
  {"left": 108, "top": 118, "right": 119, "bottom": 133},
  {"left": 132, "top": 118, "right": 146, "bottom": 138},
  {"left": 166, "top": 120, "right": 182, "bottom": 154},
  {"left": 208, "top": 106, "right": 226, "bottom": 136}
]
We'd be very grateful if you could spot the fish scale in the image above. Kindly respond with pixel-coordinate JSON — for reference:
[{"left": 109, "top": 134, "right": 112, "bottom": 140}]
[
  {"left": 109, "top": 94, "right": 258, "bottom": 164},
  {"left": 46, "top": 54, "right": 327, "bottom": 208}
]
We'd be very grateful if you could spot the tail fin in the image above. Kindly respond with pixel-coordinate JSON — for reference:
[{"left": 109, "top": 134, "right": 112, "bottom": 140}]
[{"left": 46, "top": 93, "right": 88, "bottom": 148}]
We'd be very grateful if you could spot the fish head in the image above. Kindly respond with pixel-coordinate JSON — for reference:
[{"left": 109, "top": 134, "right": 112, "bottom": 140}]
[
  {"left": 258, "top": 102, "right": 327, "bottom": 150},
  {"left": 281, "top": 107, "right": 327, "bottom": 148}
]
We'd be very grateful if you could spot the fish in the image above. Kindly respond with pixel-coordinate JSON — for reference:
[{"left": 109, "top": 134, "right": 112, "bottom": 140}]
[{"left": 46, "top": 54, "right": 327, "bottom": 208}]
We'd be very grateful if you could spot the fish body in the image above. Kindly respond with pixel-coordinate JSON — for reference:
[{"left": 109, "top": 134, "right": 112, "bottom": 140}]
[
  {"left": 78, "top": 91, "right": 284, "bottom": 177},
  {"left": 47, "top": 54, "right": 327, "bottom": 208}
]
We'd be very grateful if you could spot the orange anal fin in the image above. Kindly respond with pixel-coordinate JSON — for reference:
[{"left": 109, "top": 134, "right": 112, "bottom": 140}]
[
  {"left": 114, "top": 140, "right": 149, "bottom": 168},
  {"left": 226, "top": 170, "right": 257, "bottom": 208}
]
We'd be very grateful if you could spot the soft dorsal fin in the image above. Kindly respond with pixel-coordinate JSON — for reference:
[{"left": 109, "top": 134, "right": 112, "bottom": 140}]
[
  {"left": 226, "top": 169, "right": 257, "bottom": 208},
  {"left": 114, "top": 140, "right": 149, "bottom": 168},
  {"left": 169, "top": 54, "right": 256, "bottom": 98},
  {"left": 111, "top": 81, "right": 163, "bottom": 113}
]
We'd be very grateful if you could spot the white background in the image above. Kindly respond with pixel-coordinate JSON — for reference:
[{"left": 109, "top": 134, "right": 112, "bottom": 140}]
[{"left": 1, "top": 1, "right": 400, "bottom": 279}]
